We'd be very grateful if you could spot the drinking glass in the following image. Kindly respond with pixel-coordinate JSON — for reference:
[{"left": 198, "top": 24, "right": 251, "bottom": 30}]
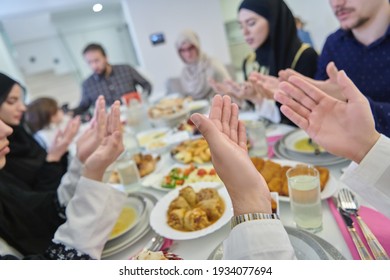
[
  {"left": 246, "top": 120, "right": 268, "bottom": 157},
  {"left": 103, "top": 152, "right": 142, "bottom": 193},
  {"left": 286, "top": 165, "right": 323, "bottom": 233}
]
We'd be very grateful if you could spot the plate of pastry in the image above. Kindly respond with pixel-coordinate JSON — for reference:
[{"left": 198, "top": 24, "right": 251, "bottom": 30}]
[{"left": 149, "top": 182, "right": 233, "bottom": 240}]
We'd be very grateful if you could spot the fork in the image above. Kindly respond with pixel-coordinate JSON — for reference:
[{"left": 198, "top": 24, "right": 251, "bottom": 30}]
[
  {"left": 308, "top": 138, "right": 321, "bottom": 155},
  {"left": 338, "top": 188, "right": 389, "bottom": 260}
]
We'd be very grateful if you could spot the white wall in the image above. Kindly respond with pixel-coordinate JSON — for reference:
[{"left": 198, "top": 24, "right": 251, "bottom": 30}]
[
  {"left": 219, "top": 0, "right": 340, "bottom": 52},
  {"left": 284, "top": 0, "right": 339, "bottom": 51},
  {"left": 121, "top": 0, "right": 232, "bottom": 95},
  {"left": 2, "top": 13, "right": 75, "bottom": 75},
  {"left": 0, "top": 32, "right": 24, "bottom": 83},
  {"left": 52, "top": 6, "right": 138, "bottom": 79}
]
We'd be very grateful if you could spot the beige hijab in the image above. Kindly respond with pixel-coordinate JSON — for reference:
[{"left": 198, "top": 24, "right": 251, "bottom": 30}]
[{"left": 176, "top": 30, "right": 229, "bottom": 100}]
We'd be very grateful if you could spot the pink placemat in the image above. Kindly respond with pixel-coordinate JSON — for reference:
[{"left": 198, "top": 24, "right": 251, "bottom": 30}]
[
  {"left": 327, "top": 198, "right": 390, "bottom": 259},
  {"left": 267, "top": 135, "right": 283, "bottom": 158}
]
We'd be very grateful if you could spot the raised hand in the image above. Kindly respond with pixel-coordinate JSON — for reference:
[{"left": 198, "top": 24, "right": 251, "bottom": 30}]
[
  {"left": 76, "top": 96, "right": 107, "bottom": 163},
  {"left": 275, "top": 71, "right": 380, "bottom": 163},
  {"left": 249, "top": 72, "right": 279, "bottom": 100},
  {"left": 46, "top": 116, "right": 81, "bottom": 162},
  {"left": 83, "top": 101, "right": 124, "bottom": 181},
  {"left": 278, "top": 62, "right": 345, "bottom": 101},
  {"left": 190, "top": 95, "right": 272, "bottom": 215}
]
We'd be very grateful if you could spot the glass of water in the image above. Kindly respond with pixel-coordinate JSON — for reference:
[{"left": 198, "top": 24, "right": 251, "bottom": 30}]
[
  {"left": 103, "top": 151, "right": 142, "bottom": 193},
  {"left": 246, "top": 120, "right": 268, "bottom": 157},
  {"left": 286, "top": 165, "right": 323, "bottom": 233}
]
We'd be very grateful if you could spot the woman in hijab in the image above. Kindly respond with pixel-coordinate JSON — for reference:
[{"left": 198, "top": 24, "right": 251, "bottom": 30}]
[
  {"left": 175, "top": 29, "right": 231, "bottom": 100},
  {"left": 211, "top": 0, "right": 318, "bottom": 124},
  {"left": 0, "top": 73, "right": 79, "bottom": 191},
  {"left": 0, "top": 96, "right": 126, "bottom": 259}
]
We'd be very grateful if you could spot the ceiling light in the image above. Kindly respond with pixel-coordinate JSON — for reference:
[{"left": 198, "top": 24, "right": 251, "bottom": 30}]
[{"left": 93, "top": 3, "right": 103, "bottom": 12}]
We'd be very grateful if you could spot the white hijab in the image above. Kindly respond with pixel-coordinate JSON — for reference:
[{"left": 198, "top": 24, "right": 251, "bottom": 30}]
[{"left": 176, "top": 30, "right": 226, "bottom": 100}]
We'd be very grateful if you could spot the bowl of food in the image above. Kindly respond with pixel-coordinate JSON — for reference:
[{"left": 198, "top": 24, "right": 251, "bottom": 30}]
[
  {"left": 148, "top": 97, "right": 191, "bottom": 128},
  {"left": 108, "top": 194, "right": 147, "bottom": 241},
  {"left": 149, "top": 182, "right": 233, "bottom": 240}
]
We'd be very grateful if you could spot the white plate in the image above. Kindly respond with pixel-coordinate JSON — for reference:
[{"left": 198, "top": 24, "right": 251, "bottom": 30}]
[
  {"left": 274, "top": 140, "right": 349, "bottom": 166},
  {"left": 143, "top": 163, "right": 221, "bottom": 192},
  {"left": 208, "top": 226, "right": 345, "bottom": 260},
  {"left": 108, "top": 195, "right": 147, "bottom": 241},
  {"left": 187, "top": 100, "right": 209, "bottom": 114},
  {"left": 136, "top": 127, "right": 171, "bottom": 149},
  {"left": 283, "top": 129, "right": 327, "bottom": 155},
  {"left": 270, "top": 159, "right": 339, "bottom": 202},
  {"left": 149, "top": 182, "right": 233, "bottom": 240},
  {"left": 102, "top": 193, "right": 156, "bottom": 258}
]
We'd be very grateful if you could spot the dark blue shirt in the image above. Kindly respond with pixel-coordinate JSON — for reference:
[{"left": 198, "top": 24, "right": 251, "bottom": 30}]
[{"left": 316, "top": 26, "right": 390, "bottom": 136}]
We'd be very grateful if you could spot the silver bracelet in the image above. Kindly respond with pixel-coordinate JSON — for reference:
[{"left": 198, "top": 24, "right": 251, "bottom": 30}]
[{"left": 231, "top": 213, "right": 280, "bottom": 229}]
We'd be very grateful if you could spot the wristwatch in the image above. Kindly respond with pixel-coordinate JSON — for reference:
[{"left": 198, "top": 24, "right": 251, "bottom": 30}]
[{"left": 230, "top": 213, "right": 280, "bottom": 229}]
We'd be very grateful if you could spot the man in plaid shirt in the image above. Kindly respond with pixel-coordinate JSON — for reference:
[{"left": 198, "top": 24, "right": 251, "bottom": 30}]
[{"left": 72, "top": 43, "right": 152, "bottom": 116}]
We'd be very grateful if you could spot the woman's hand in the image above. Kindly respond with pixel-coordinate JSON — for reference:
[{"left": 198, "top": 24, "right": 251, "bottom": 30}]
[
  {"left": 46, "top": 116, "right": 81, "bottom": 162},
  {"left": 249, "top": 72, "right": 279, "bottom": 100},
  {"left": 275, "top": 71, "right": 380, "bottom": 163},
  {"left": 83, "top": 101, "right": 124, "bottom": 181},
  {"left": 191, "top": 95, "right": 272, "bottom": 215},
  {"left": 76, "top": 96, "right": 107, "bottom": 163},
  {"left": 278, "top": 62, "right": 345, "bottom": 101}
]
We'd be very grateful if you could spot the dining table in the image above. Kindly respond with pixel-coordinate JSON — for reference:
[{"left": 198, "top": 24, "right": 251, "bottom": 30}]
[{"left": 103, "top": 105, "right": 361, "bottom": 260}]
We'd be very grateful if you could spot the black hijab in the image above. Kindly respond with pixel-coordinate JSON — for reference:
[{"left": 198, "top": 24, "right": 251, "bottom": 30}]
[
  {"left": 239, "top": 0, "right": 302, "bottom": 76},
  {"left": 0, "top": 73, "right": 66, "bottom": 189},
  {"left": 0, "top": 171, "right": 65, "bottom": 255},
  {"left": 0, "top": 74, "right": 65, "bottom": 255}
]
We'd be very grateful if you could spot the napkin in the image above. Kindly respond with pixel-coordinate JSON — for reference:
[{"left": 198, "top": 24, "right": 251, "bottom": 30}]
[
  {"left": 267, "top": 135, "right": 283, "bottom": 158},
  {"left": 327, "top": 198, "right": 390, "bottom": 259}
]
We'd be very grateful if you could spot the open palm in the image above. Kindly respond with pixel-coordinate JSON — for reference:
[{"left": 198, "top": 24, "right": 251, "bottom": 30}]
[
  {"left": 275, "top": 71, "right": 379, "bottom": 163},
  {"left": 191, "top": 95, "right": 271, "bottom": 215}
]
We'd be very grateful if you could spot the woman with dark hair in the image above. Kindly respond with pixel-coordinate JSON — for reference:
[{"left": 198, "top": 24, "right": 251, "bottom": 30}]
[
  {"left": 25, "top": 97, "right": 70, "bottom": 151},
  {"left": 0, "top": 92, "right": 126, "bottom": 259},
  {"left": 0, "top": 73, "right": 79, "bottom": 191},
  {"left": 211, "top": 0, "right": 318, "bottom": 124}
]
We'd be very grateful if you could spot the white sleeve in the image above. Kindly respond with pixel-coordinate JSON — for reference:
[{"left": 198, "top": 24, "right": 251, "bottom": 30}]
[
  {"left": 222, "top": 219, "right": 296, "bottom": 260},
  {"left": 341, "top": 135, "right": 390, "bottom": 218},
  {"left": 53, "top": 177, "right": 126, "bottom": 259},
  {"left": 255, "top": 100, "right": 281, "bottom": 123},
  {"left": 56, "top": 157, "right": 83, "bottom": 206}
]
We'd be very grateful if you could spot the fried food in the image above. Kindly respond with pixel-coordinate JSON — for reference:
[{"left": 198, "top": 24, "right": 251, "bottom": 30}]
[
  {"left": 315, "top": 166, "right": 330, "bottom": 191},
  {"left": 183, "top": 208, "right": 210, "bottom": 231},
  {"left": 268, "top": 177, "right": 283, "bottom": 194},
  {"left": 179, "top": 186, "right": 197, "bottom": 207},
  {"left": 167, "top": 186, "right": 225, "bottom": 232},
  {"left": 197, "top": 198, "right": 224, "bottom": 221},
  {"left": 148, "top": 97, "right": 191, "bottom": 118},
  {"left": 196, "top": 187, "right": 219, "bottom": 202},
  {"left": 171, "top": 138, "right": 211, "bottom": 164},
  {"left": 168, "top": 196, "right": 191, "bottom": 213},
  {"left": 167, "top": 208, "right": 186, "bottom": 230},
  {"left": 260, "top": 160, "right": 282, "bottom": 183},
  {"left": 250, "top": 157, "right": 330, "bottom": 197},
  {"left": 271, "top": 198, "right": 278, "bottom": 214},
  {"left": 251, "top": 157, "right": 265, "bottom": 172},
  {"left": 133, "top": 153, "right": 161, "bottom": 177}
]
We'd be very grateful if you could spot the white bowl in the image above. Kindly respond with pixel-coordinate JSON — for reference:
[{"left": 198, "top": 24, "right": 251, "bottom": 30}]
[
  {"left": 108, "top": 194, "right": 146, "bottom": 241},
  {"left": 149, "top": 108, "right": 190, "bottom": 128}
]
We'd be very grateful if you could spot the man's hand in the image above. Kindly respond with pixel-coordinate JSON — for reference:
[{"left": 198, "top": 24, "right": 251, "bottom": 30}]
[
  {"left": 278, "top": 62, "right": 346, "bottom": 101},
  {"left": 275, "top": 71, "right": 380, "bottom": 163}
]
